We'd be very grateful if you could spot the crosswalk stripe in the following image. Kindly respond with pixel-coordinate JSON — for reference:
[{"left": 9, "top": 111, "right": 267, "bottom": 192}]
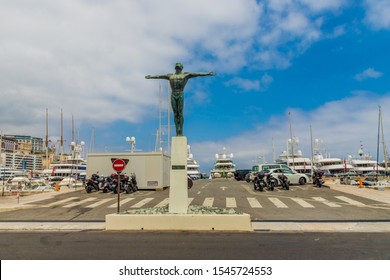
[
  {"left": 247, "top": 197, "right": 262, "bottom": 208},
  {"left": 44, "top": 197, "right": 78, "bottom": 207},
  {"left": 155, "top": 198, "right": 169, "bottom": 208},
  {"left": 226, "top": 197, "right": 237, "bottom": 208},
  {"left": 335, "top": 196, "right": 366, "bottom": 207},
  {"left": 63, "top": 198, "right": 96, "bottom": 208},
  {"left": 130, "top": 198, "right": 154, "bottom": 208},
  {"left": 268, "top": 198, "right": 288, "bottom": 208},
  {"left": 290, "top": 198, "right": 315, "bottom": 208},
  {"left": 203, "top": 197, "right": 214, "bottom": 207},
  {"left": 108, "top": 198, "right": 134, "bottom": 208},
  {"left": 85, "top": 198, "right": 114, "bottom": 208},
  {"left": 312, "top": 197, "right": 341, "bottom": 207}
]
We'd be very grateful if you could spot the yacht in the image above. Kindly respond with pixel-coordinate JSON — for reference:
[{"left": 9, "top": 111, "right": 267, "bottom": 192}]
[
  {"left": 187, "top": 145, "right": 201, "bottom": 180},
  {"left": 210, "top": 147, "right": 236, "bottom": 178},
  {"left": 347, "top": 145, "right": 385, "bottom": 175},
  {"left": 276, "top": 150, "right": 313, "bottom": 174},
  {"left": 348, "top": 156, "right": 385, "bottom": 175},
  {"left": 41, "top": 155, "right": 87, "bottom": 180},
  {"left": 312, "top": 139, "right": 353, "bottom": 174},
  {"left": 314, "top": 155, "right": 353, "bottom": 174}
]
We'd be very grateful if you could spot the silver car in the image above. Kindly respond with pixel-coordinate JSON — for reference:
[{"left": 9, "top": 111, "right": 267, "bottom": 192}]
[{"left": 266, "top": 168, "right": 309, "bottom": 185}]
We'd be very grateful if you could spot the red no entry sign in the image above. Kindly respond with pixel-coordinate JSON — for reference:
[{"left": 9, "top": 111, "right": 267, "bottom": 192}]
[{"left": 112, "top": 159, "right": 126, "bottom": 173}]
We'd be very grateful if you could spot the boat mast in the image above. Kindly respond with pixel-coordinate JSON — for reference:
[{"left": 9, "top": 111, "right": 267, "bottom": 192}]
[
  {"left": 379, "top": 106, "right": 388, "bottom": 173},
  {"left": 60, "top": 108, "right": 64, "bottom": 161},
  {"left": 288, "top": 112, "right": 295, "bottom": 170},
  {"left": 45, "top": 108, "right": 49, "bottom": 169}
]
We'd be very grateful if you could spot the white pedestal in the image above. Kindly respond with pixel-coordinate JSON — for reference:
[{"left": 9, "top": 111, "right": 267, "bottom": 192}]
[{"left": 169, "top": 136, "right": 188, "bottom": 214}]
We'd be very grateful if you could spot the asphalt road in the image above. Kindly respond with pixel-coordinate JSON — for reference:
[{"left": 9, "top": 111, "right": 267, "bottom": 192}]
[
  {"left": 1, "top": 178, "right": 390, "bottom": 221},
  {"left": 1, "top": 179, "right": 390, "bottom": 260},
  {"left": 1, "top": 231, "right": 389, "bottom": 260}
]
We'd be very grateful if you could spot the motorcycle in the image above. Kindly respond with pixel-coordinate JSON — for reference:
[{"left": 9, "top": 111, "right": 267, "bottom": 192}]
[
  {"left": 265, "top": 173, "right": 277, "bottom": 191},
  {"left": 313, "top": 170, "right": 325, "bottom": 188},
  {"left": 277, "top": 173, "right": 290, "bottom": 190},
  {"left": 124, "top": 173, "right": 138, "bottom": 194},
  {"left": 102, "top": 176, "right": 115, "bottom": 193},
  {"left": 85, "top": 173, "right": 101, "bottom": 193},
  {"left": 253, "top": 172, "right": 267, "bottom": 192}
]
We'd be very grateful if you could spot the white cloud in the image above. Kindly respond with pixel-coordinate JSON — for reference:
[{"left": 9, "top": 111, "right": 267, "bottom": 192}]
[
  {"left": 355, "top": 68, "right": 384, "bottom": 81},
  {"left": 225, "top": 74, "right": 274, "bottom": 92},
  {"left": 0, "top": 0, "right": 363, "bottom": 141},
  {"left": 0, "top": 0, "right": 260, "bottom": 135},
  {"left": 364, "top": 0, "right": 390, "bottom": 30},
  {"left": 192, "top": 93, "right": 390, "bottom": 172}
]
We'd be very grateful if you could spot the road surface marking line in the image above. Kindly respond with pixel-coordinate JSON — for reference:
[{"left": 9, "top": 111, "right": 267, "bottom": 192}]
[
  {"left": 290, "top": 198, "right": 315, "bottom": 208},
  {"left": 335, "top": 196, "right": 366, "bottom": 207},
  {"left": 312, "top": 197, "right": 341, "bottom": 207},
  {"left": 85, "top": 198, "right": 114, "bottom": 208},
  {"left": 269, "top": 197, "right": 288, "bottom": 208},
  {"left": 226, "top": 197, "right": 237, "bottom": 208},
  {"left": 188, "top": 198, "right": 194, "bottom": 205},
  {"left": 203, "top": 197, "right": 214, "bottom": 207},
  {"left": 130, "top": 198, "right": 154, "bottom": 208},
  {"left": 154, "top": 198, "right": 169, "bottom": 208},
  {"left": 247, "top": 197, "right": 262, "bottom": 208},
  {"left": 44, "top": 197, "right": 79, "bottom": 207},
  {"left": 63, "top": 197, "right": 97, "bottom": 208},
  {"left": 108, "top": 198, "right": 134, "bottom": 208}
]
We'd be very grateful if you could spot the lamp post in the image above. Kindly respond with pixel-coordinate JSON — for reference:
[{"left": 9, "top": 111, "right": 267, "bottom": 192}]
[
  {"left": 288, "top": 136, "right": 299, "bottom": 170},
  {"left": 126, "top": 136, "right": 136, "bottom": 153}
]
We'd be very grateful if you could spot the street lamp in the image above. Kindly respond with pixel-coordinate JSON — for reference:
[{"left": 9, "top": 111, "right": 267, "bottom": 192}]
[{"left": 126, "top": 136, "right": 136, "bottom": 153}]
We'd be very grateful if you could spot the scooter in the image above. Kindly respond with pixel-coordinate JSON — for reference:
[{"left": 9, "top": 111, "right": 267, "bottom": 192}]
[
  {"left": 265, "top": 173, "right": 277, "bottom": 191},
  {"left": 85, "top": 173, "right": 100, "bottom": 193},
  {"left": 254, "top": 172, "right": 267, "bottom": 192},
  {"left": 278, "top": 173, "right": 290, "bottom": 190},
  {"left": 313, "top": 170, "right": 325, "bottom": 188},
  {"left": 124, "top": 174, "right": 138, "bottom": 194}
]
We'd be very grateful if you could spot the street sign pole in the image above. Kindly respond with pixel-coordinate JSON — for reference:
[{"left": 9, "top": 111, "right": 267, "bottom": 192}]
[
  {"left": 111, "top": 158, "right": 128, "bottom": 214},
  {"left": 117, "top": 172, "right": 121, "bottom": 214}
]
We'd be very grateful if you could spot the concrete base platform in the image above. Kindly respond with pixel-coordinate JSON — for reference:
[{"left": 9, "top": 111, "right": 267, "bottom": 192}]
[{"left": 105, "top": 213, "right": 252, "bottom": 231}]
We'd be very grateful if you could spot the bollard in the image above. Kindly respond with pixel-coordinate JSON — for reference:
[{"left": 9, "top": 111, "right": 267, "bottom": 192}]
[
  {"left": 359, "top": 178, "right": 363, "bottom": 188},
  {"left": 55, "top": 182, "right": 59, "bottom": 191}
]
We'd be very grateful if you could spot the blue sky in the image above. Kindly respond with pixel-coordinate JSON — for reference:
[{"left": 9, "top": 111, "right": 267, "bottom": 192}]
[{"left": 1, "top": 0, "right": 390, "bottom": 173}]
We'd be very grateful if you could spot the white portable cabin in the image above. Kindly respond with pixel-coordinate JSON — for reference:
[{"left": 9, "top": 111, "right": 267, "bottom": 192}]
[{"left": 86, "top": 152, "right": 170, "bottom": 190}]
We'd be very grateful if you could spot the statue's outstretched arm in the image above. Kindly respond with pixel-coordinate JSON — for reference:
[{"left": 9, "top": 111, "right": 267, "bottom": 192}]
[
  {"left": 145, "top": 74, "right": 170, "bottom": 80},
  {"left": 186, "top": 72, "right": 216, "bottom": 78}
]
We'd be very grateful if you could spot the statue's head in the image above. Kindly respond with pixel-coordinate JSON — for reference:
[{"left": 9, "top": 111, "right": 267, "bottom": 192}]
[{"left": 175, "top": 63, "right": 183, "bottom": 71}]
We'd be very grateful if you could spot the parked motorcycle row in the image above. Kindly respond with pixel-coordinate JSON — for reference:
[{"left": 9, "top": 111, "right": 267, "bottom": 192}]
[
  {"left": 253, "top": 171, "right": 289, "bottom": 192},
  {"left": 85, "top": 173, "right": 138, "bottom": 194},
  {"left": 253, "top": 169, "right": 324, "bottom": 192}
]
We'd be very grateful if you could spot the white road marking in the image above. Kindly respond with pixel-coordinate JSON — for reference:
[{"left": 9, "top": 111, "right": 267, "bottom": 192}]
[
  {"left": 290, "top": 198, "right": 315, "bottom": 208},
  {"left": 154, "top": 198, "right": 169, "bottom": 208},
  {"left": 312, "top": 197, "right": 341, "bottom": 208},
  {"left": 203, "top": 197, "right": 214, "bottom": 207},
  {"left": 44, "top": 197, "right": 78, "bottom": 207},
  {"left": 85, "top": 198, "right": 115, "bottom": 208},
  {"left": 63, "top": 197, "right": 96, "bottom": 208},
  {"left": 130, "top": 198, "right": 154, "bottom": 208},
  {"left": 268, "top": 197, "right": 288, "bottom": 208},
  {"left": 226, "top": 197, "right": 237, "bottom": 208},
  {"left": 108, "top": 198, "right": 134, "bottom": 208},
  {"left": 335, "top": 196, "right": 366, "bottom": 207},
  {"left": 247, "top": 197, "right": 262, "bottom": 208}
]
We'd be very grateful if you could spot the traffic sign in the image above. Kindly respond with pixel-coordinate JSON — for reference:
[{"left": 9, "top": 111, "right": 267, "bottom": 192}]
[{"left": 112, "top": 159, "right": 126, "bottom": 173}]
